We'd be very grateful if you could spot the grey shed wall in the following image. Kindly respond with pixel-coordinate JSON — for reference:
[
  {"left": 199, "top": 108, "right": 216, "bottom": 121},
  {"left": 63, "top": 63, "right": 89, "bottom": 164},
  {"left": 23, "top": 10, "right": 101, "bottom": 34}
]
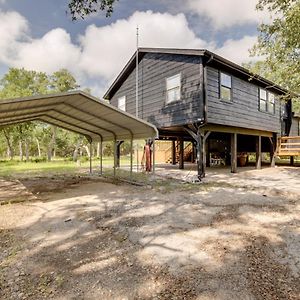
[
  {"left": 206, "top": 66, "right": 281, "bottom": 133},
  {"left": 110, "top": 53, "right": 204, "bottom": 128}
]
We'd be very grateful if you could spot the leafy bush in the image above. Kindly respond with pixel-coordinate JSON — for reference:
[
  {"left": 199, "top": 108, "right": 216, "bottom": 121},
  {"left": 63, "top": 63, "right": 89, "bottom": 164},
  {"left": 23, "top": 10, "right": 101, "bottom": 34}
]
[
  {"left": 30, "top": 157, "right": 47, "bottom": 163},
  {"left": 80, "top": 156, "right": 89, "bottom": 163}
]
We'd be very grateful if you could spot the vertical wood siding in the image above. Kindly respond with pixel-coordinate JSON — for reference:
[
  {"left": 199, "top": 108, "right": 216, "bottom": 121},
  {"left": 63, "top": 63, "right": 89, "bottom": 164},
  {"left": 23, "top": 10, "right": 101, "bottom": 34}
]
[
  {"left": 206, "top": 66, "right": 281, "bottom": 133},
  {"left": 110, "top": 54, "right": 283, "bottom": 134},
  {"left": 110, "top": 53, "right": 204, "bottom": 128},
  {"left": 290, "top": 117, "right": 300, "bottom": 136}
]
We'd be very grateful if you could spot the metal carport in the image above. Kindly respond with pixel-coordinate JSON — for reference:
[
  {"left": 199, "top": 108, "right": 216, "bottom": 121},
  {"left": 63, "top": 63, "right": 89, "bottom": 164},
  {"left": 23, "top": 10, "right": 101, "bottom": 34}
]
[{"left": 0, "top": 91, "right": 158, "bottom": 177}]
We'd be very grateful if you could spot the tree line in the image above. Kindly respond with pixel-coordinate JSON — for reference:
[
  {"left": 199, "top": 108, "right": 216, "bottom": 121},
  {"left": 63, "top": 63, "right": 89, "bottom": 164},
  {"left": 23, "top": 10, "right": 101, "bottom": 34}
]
[{"left": 0, "top": 68, "right": 131, "bottom": 162}]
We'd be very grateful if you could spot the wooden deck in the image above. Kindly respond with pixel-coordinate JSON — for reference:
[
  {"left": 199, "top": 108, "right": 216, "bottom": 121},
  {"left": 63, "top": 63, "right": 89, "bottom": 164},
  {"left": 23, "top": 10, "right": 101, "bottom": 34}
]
[{"left": 277, "top": 136, "right": 300, "bottom": 156}]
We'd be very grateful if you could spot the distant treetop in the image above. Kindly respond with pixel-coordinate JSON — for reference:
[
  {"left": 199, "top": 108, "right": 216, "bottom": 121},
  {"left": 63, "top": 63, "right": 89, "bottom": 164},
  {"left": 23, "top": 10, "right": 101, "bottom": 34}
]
[{"left": 68, "top": 0, "right": 117, "bottom": 20}]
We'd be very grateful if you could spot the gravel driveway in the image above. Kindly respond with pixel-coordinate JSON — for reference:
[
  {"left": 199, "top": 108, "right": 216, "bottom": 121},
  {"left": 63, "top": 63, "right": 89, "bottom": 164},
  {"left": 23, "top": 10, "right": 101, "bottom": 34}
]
[{"left": 0, "top": 167, "right": 299, "bottom": 299}]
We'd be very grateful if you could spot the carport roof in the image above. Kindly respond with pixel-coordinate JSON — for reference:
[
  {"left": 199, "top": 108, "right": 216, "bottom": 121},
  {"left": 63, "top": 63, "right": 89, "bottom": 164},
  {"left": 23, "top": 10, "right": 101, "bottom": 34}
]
[{"left": 0, "top": 91, "right": 158, "bottom": 142}]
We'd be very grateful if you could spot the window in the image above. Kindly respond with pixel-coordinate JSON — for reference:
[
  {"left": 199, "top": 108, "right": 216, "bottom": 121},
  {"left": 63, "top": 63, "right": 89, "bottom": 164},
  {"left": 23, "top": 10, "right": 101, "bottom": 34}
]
[
  {"left": 259, "top": 89, "right": 267, "bottom": 111},
  {"left": 166, "top": 73, "right": 181, "bottom": 104},
  {"left": 118, "top": 96, "right": 126, "bottom": 111},
  {"left": 268, "top": 93, "right": 275, "bottom": 114},
  {"left": 220, "top": 72, "right": 232, "bottom": 101},
  {"left": 259, "top": 88, "right": 275, "bottom": 114}
]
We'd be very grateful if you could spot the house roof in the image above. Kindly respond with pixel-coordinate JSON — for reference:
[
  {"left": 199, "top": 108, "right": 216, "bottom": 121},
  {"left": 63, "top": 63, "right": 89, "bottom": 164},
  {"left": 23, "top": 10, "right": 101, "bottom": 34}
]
[
  {"left": 103, "top": 47, "right": 291, "bottom": 100},
  {"left": 0, "top": 91, "right": 158, "bottom": 142}
]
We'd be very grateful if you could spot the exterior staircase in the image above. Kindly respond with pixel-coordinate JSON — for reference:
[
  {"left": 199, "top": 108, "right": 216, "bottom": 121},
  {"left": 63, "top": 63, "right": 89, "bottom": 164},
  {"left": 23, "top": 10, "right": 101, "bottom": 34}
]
[
  {"left": 277, "top": 136, "right": 300, "bottom": 156},
  {"left": 165, "top": 141, "right": 193, "bottom": 164}
]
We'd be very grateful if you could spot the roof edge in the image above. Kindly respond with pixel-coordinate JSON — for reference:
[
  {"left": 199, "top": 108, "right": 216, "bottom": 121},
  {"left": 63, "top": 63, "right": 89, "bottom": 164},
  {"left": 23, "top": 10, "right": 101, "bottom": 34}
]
[{"left": 103, "top": 47, "right": 296, "bottom": 100}]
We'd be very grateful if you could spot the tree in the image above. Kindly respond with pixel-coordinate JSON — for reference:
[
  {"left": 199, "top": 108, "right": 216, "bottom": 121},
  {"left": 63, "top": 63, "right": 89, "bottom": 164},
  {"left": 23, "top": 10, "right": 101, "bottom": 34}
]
[
  {"left": 68, "top": 0, "right": 117, "bottom": 20},
  {"left": 251, "top": 0, "right": 300, "bottom": 110},
  {"left": 46, "top": 69, "right": 81, "bottom": 160},
  {"left": 0, "top": 68, "right": 49, "bottom": 160},
  {"left": 50, "top": 69, "right": 79, "bottom": 93},
  {"left": 0, "top": 68, "right": 85, "bottom": 161},
  {"left": 0, "top": 68, "right": 49, "bottom": 98}
]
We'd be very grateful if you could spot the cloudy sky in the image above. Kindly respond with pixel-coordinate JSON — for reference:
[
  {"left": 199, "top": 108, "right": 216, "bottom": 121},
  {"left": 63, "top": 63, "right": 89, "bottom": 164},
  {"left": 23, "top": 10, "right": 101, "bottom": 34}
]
[{"left": 0, "top": 0, "right": 269, "bottom": 97}]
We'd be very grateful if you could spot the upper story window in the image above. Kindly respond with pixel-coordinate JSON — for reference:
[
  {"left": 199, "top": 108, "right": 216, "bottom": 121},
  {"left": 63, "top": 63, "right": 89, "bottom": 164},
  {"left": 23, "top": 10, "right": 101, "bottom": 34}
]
[
  {"left": 220, "top": 72, "right": 232, "bottom": 101},
  {"left": 259, "top": 88, "right": 275, "bottom": 114},
  {"left": 166, "top": 73, "right": 181, "bottom": 104},
  {"left": 118, "top": 96, "right": 126, "bottom": 111},
  {"left": 259, "top": 89, "right": 267, "bottom": 111},
  {"left": 268, "top": 93, "right": 275, "bottom": 114}
]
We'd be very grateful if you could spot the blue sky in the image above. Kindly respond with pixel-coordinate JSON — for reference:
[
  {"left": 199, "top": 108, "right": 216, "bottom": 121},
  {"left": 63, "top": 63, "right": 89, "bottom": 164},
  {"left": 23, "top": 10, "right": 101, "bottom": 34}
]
[{"left": 0, "top": 0, "right": 268, "bottom": 96}]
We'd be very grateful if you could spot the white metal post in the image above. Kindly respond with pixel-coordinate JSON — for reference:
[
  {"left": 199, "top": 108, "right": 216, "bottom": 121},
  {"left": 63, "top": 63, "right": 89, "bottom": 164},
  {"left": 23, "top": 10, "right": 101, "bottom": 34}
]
[
  {"left": 152, "top": 139, "right": 155, "bottom": 174},
  {"left": 100, "top": 139, "right": 103, "bottom": 176},
  {"left": 130, "top": 138, "right": 133, "bottom": 178},
  {"left": 136, "top": 143, "right": 139, "bottom": 172},
  {"left": 89, "top": 142, "right": 92, "bottom": 175},
  {"left": 113, "top": 138, "right": 117, "bottom": 178}
]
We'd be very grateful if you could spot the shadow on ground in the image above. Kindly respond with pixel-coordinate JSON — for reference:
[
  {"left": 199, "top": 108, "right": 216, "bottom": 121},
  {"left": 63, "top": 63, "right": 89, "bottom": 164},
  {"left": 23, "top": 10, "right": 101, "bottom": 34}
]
[{"left": 0, "top": 170, "right": 299, "bottom": 299}]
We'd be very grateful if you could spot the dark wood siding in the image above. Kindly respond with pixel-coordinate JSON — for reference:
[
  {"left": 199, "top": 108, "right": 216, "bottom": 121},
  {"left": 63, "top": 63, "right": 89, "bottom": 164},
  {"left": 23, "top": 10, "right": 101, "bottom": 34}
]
[
  {"left": 290, "top": 117, "right": 300, "bottom": 136},
  {"left": 110, "top": 53, "right": 204, "bottom": 128},
  {"left": 206, "top": 66, "right": 281, "bottom": 133}
]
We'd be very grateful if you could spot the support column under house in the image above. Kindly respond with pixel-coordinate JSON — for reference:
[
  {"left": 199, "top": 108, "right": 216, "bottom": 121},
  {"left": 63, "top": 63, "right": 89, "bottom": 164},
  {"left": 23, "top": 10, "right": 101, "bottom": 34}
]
[
  {"left": 171, "top": 140, "right": 176, "bottom": 165},
  {"left": 179, "top": 139, "right": 184, "bottom": 170},
  {"left": 231, "top": 133, "right": 237, "bottom": 173},
  {"left": 256, "top": 135, "right": 262, "bottom": 169}
]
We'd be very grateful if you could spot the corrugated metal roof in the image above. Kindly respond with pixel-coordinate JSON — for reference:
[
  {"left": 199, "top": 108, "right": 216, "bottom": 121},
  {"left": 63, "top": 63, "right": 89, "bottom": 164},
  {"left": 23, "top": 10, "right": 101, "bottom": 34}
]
[{"left": 0, "top": 91, "right": 158, "bottom": 142}]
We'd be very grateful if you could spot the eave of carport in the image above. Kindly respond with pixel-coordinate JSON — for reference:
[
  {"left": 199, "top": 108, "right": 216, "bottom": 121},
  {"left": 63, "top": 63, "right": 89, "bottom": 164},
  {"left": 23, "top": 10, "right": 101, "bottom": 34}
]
[
  {"left": 0, "top": 90, "right": 158, "bottom": 142},
  {"left": 0, "top": 91, "right": 158, "bottom": 178}
]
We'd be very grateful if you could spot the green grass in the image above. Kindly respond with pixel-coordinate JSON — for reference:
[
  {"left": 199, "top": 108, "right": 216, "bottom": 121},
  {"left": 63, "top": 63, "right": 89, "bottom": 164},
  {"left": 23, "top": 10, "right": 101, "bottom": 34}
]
[{"left": 0, "top": 156, "right": 132, "bottom": 178}]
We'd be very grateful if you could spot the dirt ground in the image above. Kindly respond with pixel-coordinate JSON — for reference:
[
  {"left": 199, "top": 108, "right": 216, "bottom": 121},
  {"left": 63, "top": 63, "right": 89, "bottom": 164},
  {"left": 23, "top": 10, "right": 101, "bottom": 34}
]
[{"left": 0, "top": 167, "right": 299, "bottom": 299}]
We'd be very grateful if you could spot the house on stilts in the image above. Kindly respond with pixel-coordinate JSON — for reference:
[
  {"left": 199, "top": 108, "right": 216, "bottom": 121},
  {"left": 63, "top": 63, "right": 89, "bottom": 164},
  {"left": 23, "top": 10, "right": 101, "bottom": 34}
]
[{"left": 104, "top": 48, "right": 300, "bottom": 179}]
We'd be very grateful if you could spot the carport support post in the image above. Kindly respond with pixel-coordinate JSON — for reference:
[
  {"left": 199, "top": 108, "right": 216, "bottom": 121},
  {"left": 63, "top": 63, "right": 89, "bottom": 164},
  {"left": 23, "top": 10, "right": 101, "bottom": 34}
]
[
  {"left": 116, "top": 141, "right": 123, "bottom": 168},
  {"left": 152, "top": 138, "right": 156, "bottom": 174},
  {"left": 99, "top": 139, "right": 103, "bottom": 176},
  {"left": 231, "top": 133, "right": 237, "bottom": 173},
  {"left": 89, "top": 142, "right": 92, "bottom": 174},
  {"left": 130, "top": 137, "right": 133, "bottom": 178},
  {"left": 113, "top": 138, "right": 117, "bottom": 178},
  {"left": 256, "top": 135, "right": 262, "bottom": 169},
  {"left": 136, "top": 143, "right": 139, "bottom": 172}
]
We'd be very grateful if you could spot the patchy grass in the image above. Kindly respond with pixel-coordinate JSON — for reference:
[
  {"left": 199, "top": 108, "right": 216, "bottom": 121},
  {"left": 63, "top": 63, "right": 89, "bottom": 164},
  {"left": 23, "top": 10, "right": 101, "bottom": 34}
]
[
  {"left": 0, "top": 160, "right": 77, "bottom": 177},
  {"left": 0, "top": 156, "right": 132, "bottom": 178}
]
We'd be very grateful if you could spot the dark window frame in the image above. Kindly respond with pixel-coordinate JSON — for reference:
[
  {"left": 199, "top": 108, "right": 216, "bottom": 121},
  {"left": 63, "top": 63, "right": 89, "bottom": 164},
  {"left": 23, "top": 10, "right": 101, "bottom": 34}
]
[
  {"left": 219, "top": 71, "right": 232, "bottom": 102},
  {"left": 259, "top": 88, "right": 275, "bottom": 114},
  {"left": 268, "top": 92, "right": 275, "bottom": 114},
  {"left": 165, "top": 73, "right": 182, "bottom": 105}
]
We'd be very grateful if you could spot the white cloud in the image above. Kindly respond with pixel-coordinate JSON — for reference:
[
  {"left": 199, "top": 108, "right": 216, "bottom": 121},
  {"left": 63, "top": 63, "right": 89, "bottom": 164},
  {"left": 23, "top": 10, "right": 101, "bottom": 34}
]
[
  {"left": 186, "top": 0, "right": 270, "bottom": 29},
  {"left": 0, "top": 10, "right": 28, "bottom": 63},
  {"left": 78, "top": 10, "right": 210, "bottom": 80},
  {"left": 0, "top": 9, "right": 259, "bottom": 96},
  {"left": 13, "top": 28, "right": 81, "bottom": 74},
  {"left": 214, "top": 35, "right": 258, "bottom": 64}
]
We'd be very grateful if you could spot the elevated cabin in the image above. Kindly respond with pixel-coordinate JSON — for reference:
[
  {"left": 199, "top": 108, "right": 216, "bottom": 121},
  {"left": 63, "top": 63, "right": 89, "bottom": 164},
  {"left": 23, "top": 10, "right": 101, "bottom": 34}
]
[{"left": 104, "top": 48, "right": 297, "bottom": 178}]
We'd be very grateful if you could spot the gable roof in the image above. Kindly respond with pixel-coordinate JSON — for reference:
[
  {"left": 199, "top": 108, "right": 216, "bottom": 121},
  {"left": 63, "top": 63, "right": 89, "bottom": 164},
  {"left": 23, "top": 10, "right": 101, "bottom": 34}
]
[
  {"left": 0, "top": 91, "right": 158, "bottom": 142},
  {"left": 103, "top": 47, "right": 290, "bottom": 100}
]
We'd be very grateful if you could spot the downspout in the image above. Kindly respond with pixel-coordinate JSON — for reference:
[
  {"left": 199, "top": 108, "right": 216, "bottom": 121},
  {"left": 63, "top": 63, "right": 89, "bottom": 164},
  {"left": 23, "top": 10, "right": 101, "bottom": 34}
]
[
  {"left": 196, "top": 54, "right": 213, "bottom": 180},
  {"left": 202, "top": 53, "right": 213, "bottom": 126}
]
